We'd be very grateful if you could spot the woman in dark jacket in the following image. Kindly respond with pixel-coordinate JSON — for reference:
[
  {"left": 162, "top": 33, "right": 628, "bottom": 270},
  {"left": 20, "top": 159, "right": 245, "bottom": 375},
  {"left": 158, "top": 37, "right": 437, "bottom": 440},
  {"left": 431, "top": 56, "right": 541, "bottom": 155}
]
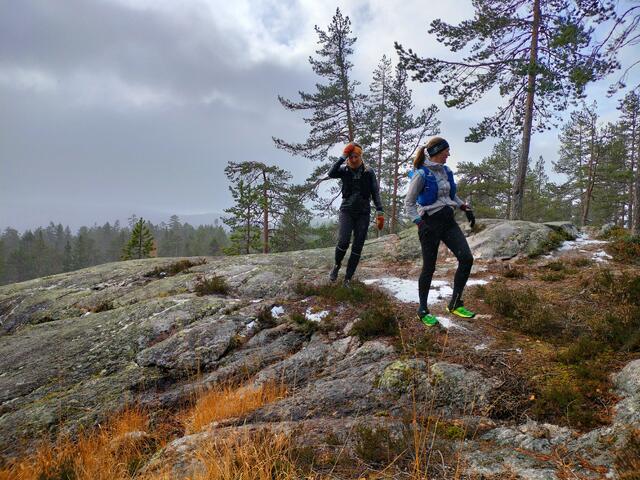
[
  {"left": 404, "top": 137, "right": 476, "bottom": 326},
  {"left": 328, "top": 142, "right": 384, "bottom": 286}
]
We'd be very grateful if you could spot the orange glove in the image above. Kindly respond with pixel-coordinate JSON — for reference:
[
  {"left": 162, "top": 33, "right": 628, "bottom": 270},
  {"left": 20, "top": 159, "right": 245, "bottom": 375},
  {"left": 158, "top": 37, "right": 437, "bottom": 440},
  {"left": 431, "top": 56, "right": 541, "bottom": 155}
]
[
  {"left": 376, "top": 214, "right": 384, "bottom": 230},
  {"left": 343, "top": 143, "right": 356, "bottom": 158}
]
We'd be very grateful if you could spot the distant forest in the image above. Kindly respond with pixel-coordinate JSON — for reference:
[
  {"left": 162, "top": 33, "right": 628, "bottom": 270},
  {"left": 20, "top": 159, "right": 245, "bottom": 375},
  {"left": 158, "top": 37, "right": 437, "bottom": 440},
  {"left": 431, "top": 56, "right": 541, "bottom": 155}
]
[{"left": 0, "top": 215, "right": 339, "bottom": 286}]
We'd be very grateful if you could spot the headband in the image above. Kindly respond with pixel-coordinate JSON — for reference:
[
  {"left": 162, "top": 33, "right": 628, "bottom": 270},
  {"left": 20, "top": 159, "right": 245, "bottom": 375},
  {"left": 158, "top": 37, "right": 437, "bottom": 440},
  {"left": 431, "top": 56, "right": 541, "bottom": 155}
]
[{"left": 427, "top": 139, "right": 449, "bottom": 157}]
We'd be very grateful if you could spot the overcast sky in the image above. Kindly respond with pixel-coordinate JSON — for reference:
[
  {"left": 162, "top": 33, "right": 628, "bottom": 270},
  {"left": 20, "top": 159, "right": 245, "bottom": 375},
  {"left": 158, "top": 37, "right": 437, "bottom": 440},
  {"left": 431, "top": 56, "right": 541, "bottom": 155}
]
[{"left": 1, "top": 0, "right": 638, "bottom": 232}]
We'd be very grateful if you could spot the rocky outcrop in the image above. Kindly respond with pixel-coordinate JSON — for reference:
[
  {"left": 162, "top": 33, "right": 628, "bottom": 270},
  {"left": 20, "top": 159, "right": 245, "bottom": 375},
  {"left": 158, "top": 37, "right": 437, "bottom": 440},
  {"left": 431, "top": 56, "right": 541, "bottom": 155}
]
[{"left": 3, "top": 220, "right": 635, "bottom": 479}]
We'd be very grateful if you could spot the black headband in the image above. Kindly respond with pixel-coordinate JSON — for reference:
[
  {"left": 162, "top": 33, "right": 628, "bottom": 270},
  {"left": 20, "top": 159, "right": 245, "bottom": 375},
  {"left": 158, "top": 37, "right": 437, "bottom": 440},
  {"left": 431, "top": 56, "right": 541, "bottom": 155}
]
[{"left": 427, "top": 140, "right": 449, "bottom": 157}]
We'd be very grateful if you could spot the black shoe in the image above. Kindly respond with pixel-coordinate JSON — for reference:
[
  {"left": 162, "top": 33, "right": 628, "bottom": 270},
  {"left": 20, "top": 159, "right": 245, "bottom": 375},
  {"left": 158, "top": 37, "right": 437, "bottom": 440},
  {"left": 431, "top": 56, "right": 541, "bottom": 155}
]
[
  {"left": 342, "top": 278, "right": 351, "bottom": 288},
  {"left": 329, "top": 265, "right": 340, "bottom": 282}
]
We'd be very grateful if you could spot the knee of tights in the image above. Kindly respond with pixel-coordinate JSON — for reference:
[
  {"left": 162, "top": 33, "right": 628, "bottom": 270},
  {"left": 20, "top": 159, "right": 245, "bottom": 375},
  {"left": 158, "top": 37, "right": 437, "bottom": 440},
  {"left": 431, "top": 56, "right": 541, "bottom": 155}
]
[{"left": 459, "top": 254, "right": 474, "bottom": 267}]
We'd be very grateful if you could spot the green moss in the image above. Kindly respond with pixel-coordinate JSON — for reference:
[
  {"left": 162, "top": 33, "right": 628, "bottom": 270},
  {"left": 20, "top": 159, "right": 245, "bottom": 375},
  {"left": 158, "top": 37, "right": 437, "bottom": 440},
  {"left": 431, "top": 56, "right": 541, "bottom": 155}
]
[{"left": 354, "top": 425, "right": 406, "bottom": 466}]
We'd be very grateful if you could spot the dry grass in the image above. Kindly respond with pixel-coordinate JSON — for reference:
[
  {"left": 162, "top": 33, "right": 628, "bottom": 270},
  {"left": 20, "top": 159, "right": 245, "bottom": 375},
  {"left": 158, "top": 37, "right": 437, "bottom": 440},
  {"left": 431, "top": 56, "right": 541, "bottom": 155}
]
[
  {"left": 0, "top": 381, "right": 288, "bottom": 480},
  {"left": 191, "top": 431, "right": 300, "bottom": 480},
  {"left": 181, "top": 381, "right": 287, "bottom": 434},
  {"left": 0, "top": 407, "right": 160, "bottom": 480}
]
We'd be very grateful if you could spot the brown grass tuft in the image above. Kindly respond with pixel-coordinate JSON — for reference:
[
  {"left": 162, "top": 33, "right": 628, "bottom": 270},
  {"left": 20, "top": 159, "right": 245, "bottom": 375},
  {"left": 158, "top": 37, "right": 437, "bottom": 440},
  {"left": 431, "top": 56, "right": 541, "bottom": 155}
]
[{"left": 181, "top": 381, "right": 287, "bottom": 434}]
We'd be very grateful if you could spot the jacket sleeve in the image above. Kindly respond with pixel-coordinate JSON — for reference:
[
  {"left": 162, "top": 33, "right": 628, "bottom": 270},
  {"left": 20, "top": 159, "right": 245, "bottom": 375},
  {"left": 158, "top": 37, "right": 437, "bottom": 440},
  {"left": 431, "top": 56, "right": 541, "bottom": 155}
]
[
  {"left": 454, "top": 195, "right": 465, "bottom": 208},
  {"left": 369, "top": 170, "right": 384, "bottom": 213},
  {"left": 404, "top": 173, "right": 424, "bottom": 222},
  {"left": 327, "top": 156, "right": 347, "bottom": 179}
]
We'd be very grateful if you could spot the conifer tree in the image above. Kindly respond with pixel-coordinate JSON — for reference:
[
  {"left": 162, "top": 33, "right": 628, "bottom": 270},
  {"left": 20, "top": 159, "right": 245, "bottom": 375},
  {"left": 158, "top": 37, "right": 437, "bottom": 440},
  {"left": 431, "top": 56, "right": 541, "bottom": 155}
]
[
  {"left": 223, "top": 161, "right": 291, "bottom": 254},
  {"left": 122, "top": 218, "right": 154, "bottom": 260},
  {"left": 273, "top": 8, "right": 365, "bottom": 192},
  {"left": 271, "top": 185, "right": 313, "bottom": 252},
  {"left": 396, "top": 0, "right": 618, "bottom": 220},
  {"left": 457, "top": 135, "right": 520, "bottom": 218},
  {"left": 366, "top": 55, "right": 394, "bottom": 184},
  {"left": 618, "top": 91, "right": 640, "bottom": 233},
  {"left": 385, "top": 64, "right": 440, "bottom": 232}
]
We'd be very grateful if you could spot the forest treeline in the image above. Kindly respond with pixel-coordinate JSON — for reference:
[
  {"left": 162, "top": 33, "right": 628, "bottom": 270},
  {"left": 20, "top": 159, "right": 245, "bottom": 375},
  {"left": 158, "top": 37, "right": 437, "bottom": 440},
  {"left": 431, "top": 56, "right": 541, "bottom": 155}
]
[{"left": 0, "top": 215, "right": 340, "bottom": 286}]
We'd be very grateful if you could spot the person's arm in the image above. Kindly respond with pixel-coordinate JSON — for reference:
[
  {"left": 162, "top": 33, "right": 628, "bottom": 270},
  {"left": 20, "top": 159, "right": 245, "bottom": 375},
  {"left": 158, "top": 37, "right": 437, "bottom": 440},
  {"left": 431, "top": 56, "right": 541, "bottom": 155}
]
[
  {"left": 404, "top": 173, "right": 424, "bottom": 224},
  {"left": 327, "top": 156, "right": 347, "bottom": 179},
  {"left": 454, "top": 195, "right": 464, "bottom": 209}
]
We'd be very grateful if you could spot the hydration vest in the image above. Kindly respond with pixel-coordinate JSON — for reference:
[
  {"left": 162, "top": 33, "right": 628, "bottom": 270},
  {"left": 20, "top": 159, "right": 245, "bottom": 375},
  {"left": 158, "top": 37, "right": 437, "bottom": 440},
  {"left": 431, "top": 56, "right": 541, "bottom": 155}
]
[{"left": 408, "top": 165, "right": 456, "bottom": 206}]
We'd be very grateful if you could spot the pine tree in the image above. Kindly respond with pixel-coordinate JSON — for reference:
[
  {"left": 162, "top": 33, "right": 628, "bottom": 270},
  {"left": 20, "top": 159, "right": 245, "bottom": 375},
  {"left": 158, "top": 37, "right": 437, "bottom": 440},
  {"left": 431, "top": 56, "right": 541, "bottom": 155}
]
[
  {"left": 457, "top": 135, "right": 520, "bottom": 218},
  {"left": 396, "top": 0, "right": 618, "bottom": 220},
  {"left": 273, "top": 7, "right": 365, "bottom": 196},
  {"left": 366, "top": 55, "right": 394, "bottom": 184},
  {"left": 271, "top": 185, "right": 313, "bottom": 252},
  {"left": 385, "top": 64, "right": 440, "bottom": 233},
  {"left": 618, "top": 91, "right": 640, "bottom": 233},
  {"left": 122, "top": 218, "right": 154, "bottom": 260}
]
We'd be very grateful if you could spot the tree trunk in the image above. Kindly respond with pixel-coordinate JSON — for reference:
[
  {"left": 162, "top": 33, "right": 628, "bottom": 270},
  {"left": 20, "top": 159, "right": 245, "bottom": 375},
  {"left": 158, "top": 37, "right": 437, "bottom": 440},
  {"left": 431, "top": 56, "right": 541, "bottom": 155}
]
[
  {"left": 390, "top": 123, "right": 401, "bottom": 234},
  {"left": 262, "top": 170, "right": 269, "bottom": 254},
  {"left": 630, "top": 114, "right": 638, "bottom": 233},
  {"left": 582, "top": 122, "right": 598, "bottom": 226},
  {"left": 376, "top": 79, "right": 386, "bottom": 238},
  {"left": 245, "top": 184, "right": 251, "bottom": 255},
  {"left": 510, "top": 0, "right": 541, "bottom": 220}
]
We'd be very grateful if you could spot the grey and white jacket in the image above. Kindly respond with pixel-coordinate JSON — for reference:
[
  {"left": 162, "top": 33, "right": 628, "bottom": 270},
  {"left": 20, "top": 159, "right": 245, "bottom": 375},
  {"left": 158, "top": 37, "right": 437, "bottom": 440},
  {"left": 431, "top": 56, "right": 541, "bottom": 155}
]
[{"left": 404, "top": 159, "right": 464, "bottom": 221}]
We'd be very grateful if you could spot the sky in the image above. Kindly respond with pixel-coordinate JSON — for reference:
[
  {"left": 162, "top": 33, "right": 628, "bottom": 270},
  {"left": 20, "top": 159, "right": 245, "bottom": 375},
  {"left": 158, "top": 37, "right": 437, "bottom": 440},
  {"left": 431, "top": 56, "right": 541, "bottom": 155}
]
[{"left": 1, "top": 0, "right": 639, "bottom": 232}]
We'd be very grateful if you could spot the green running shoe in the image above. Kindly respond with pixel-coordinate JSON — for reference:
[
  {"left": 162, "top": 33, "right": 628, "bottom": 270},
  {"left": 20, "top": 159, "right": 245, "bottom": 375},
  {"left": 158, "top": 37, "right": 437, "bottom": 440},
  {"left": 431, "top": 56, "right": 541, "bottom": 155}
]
[
  {"left": 418, "top": 312, "right": 439, "bottom": 326},
  {"left": 447, "top": 305, "right": 475, "bottom": 318}
]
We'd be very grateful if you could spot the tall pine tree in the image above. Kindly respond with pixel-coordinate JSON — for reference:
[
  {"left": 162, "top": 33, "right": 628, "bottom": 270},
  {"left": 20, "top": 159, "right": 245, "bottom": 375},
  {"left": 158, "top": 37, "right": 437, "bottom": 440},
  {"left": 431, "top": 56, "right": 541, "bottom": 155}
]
[
  {"left": 273, "top": 8, "right": 365, "bottom": 207},
  {"left": 396, "top": 0, "right": 618, "bottom": 220}
]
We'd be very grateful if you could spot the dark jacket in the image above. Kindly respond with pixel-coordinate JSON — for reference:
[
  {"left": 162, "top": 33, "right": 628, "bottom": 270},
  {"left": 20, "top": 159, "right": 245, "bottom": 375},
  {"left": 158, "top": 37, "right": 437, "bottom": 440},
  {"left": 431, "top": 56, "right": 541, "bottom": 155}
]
[{"left": 328, "top": 156, "right": 384, "bottom": 214}]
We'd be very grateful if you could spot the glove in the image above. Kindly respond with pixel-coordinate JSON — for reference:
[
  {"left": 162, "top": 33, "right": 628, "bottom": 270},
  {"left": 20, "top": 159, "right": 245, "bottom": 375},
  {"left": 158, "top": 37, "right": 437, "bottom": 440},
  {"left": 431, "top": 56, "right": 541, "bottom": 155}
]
[
  {"left": 413, "top": 216, "right": 424, "bottom": 228},
  {"left": 461, "top": 204, "right": 476, "bottom": 228},
  {"left": 376, "top": 214, "right": 384, "bottom": 230},
  {"left": 343, "top": 143, "right": 356, "bottom": 158}
]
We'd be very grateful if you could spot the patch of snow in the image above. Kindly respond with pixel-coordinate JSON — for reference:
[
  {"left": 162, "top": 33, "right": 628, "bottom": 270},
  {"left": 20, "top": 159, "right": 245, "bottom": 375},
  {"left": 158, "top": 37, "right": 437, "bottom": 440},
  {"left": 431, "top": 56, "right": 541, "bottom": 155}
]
[
  {"left": 364, "top": 277, "right": 458, "bottom": 305},
  {"left": 436, "top": 316, "right": 467, "bottom": 330},
  {"left": 467, "top": 279, "right": 489, "bottom": 286},
  {"left": 516, "top": 348, "right": 522, "bottom": 354},
  {"left": 245, "top": 320, "right": 258, "bottom": 332},
  {"left": 305, "top": 308, "right": 330, "bottom": 323},
  {"left": 251, "top": 299, "right": 262, "bottom": 303},
  {"left": 475, "top": 343, "right": 488, "bottom": 351},
  {"left": 592, "top": 250, "right": 612, "bottom": 262},
  {"left": 83, "top": 312, "right": 91, "bottom": 316},
  {"left": 271, "top": 306, "right": 285, "bottom": 318},
  {"left": 559, "top": 234, "right": 607, "bottom": 252}
]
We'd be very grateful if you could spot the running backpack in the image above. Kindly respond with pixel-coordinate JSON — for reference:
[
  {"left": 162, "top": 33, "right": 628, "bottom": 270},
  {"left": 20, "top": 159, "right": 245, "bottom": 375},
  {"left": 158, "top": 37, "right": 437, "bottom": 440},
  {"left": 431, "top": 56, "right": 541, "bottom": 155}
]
[{"left": 408, "top": 166, "right": 456, "bottom": 206}]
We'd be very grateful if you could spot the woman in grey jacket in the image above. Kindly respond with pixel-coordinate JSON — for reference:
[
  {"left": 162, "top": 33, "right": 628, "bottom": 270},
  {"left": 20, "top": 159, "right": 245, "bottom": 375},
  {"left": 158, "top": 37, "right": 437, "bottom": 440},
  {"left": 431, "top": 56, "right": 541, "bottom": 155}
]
[{"left": 404, "top": 137, "right": 476, "bottom": 326}]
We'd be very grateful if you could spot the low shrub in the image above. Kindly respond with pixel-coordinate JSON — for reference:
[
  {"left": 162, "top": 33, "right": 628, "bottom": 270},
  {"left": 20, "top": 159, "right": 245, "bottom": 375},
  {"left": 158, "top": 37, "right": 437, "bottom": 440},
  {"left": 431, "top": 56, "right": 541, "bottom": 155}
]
[
  {"left": 194, "top": 275, "right": 229, "bottom": 296},
  {"left": 540, "top": 271, "right": 566, "bottom": 282},
  {"left": 529, "top": 229, "right": 574, "bottom": 258},
  {"left": 478, "top": 282, "right": 561, "bottom": 338},
  {"left": 350, "top": 302, "right": 399, "bottom": 341},
  {"left": 92, "top": 300, "right": 114, "bottom": 313},
  {"left": 569, "top": 257, "right": 593, "bottom": 268},
  {"left": 354, "top": 425, "right": 406, "bottom": 466},
  {"left": 289, "top": 312, "right": 319, "bottom": 335},
  {"left": 145, "top": 258, "right": 206, "bottom": 278},
  {"left": 503, "top": 266, "right": 524, "bottom": 279},
  {"left": 606, "top": 235, "right": 640, "bottom": 265}
]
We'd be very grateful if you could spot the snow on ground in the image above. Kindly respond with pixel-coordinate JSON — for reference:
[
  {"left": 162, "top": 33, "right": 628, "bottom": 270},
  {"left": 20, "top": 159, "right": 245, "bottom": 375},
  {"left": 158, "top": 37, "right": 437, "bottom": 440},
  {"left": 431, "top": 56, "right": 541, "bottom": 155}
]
[
  {"left": 558, "top": 234, "right": 607, "bottom": 252},
  {"left": 271, "top": 306, "right": 285, "bottom": 318},
  {"left": 364, "top": 277, "right": 488, "bottom": 305},
  {"left": 592, "top": 250, "right": 612, "bottom": 262},
  {"left": 305, "top": 308, "right": 330, "bottom": 323},
  {"left": 474, "top": 343, "right": 488, "bottom": 351}
]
